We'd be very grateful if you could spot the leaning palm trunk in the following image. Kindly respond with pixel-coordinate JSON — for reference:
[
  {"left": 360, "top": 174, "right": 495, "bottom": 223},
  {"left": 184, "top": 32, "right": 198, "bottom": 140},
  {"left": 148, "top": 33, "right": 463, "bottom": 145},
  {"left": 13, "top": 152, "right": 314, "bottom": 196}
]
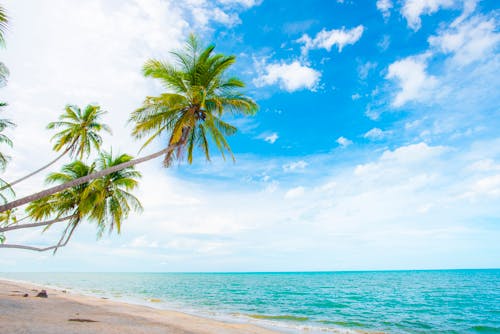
[
  {"left": 0, "top": 214, "right": 76, "bottom": 233},
  {"left": 0, "top": 224, "right": 77, "bottom": 252},
  {"left": 0, "top": 146, "right": 71, "bottom": 192},
  {"left": 0, "top": 145, "right": 177, "bottom": 213}
]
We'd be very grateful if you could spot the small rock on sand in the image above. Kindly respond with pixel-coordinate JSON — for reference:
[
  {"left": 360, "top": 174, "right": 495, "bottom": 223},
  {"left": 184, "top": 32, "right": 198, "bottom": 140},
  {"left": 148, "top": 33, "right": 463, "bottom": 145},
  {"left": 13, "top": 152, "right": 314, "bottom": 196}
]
[{"left": 36, "top": 290, "right": 48, "bottom": 298}]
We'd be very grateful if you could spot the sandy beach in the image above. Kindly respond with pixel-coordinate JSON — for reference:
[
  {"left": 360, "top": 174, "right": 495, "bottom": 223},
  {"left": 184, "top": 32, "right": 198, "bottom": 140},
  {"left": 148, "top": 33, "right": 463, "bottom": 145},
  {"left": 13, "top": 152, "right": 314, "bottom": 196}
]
[{"left": 0, "top": 279, "right": 282, "bottom": 334}]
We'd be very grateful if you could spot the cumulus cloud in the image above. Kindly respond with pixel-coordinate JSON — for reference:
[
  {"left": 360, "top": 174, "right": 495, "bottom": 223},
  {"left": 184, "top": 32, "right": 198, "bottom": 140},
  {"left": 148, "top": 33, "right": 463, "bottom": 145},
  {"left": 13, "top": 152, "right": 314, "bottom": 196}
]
[
  {"left": 336, "top": 136, "right": 353, "bottom": 148},
  {"left": 401, "top": 0, "right": 455, "bottom": 30},
  {"left": 6, "top": 136, "right": 500, "bottom": 270},
  {"left": 178, "top": 0, "right": 260, "bottom": 28},
  {"left": 386, "top": 55, "right": 438, "bottom": 107},
  {"left": 298, "top": 25, "right": 364, "bottom": 55},
  {"left": 283, "top": 160, "right": 309, "bottom": 172},
  {"left": 428, "top": 15, "right": 500, "bottom": 66},
  {"left": 378, "top": 142, "right": 448, "bottom": 165},
  {"left": 3, "top": 0, "right": 500, "bottom": 273},
  {"left": 253, "top": 60, "right": 321, "bottom": 92},
  {"left": 257, "top": 132, "right": 279, "bottom": 144},
  {"left": 376, "top": 0, "right": 393, "bottom": 19},
  {"left": 210, "top": 7, "right": 241, "bottom": 26},
  {"left": 364, "top": 128, "right": 391, "bottom": 140},
  {"left": 467, "top": 174, "right": 500, "bottom": 198},
  {"left": 284, "top": 186, "right": 305, "bottom": 199}
]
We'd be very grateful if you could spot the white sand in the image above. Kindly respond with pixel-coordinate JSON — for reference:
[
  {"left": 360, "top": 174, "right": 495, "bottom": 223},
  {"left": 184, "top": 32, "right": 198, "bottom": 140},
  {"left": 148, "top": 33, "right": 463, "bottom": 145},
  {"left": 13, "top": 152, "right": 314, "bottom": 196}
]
[{"left": 0, "top": 279, "right": 283, "bottom": 334}]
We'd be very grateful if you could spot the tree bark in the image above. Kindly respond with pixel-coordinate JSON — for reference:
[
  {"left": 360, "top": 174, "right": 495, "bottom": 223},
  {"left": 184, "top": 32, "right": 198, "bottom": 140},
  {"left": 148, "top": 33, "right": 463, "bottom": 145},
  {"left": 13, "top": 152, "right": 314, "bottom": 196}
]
[
  {"left": 0, "top": 146, "right": 71, "bottom": 192},
  {"left": 0, "top": 214, "right": 76, "bottom": 233},
  {"left": 0, "top": 146, "right": 175, "bottom": 213}
]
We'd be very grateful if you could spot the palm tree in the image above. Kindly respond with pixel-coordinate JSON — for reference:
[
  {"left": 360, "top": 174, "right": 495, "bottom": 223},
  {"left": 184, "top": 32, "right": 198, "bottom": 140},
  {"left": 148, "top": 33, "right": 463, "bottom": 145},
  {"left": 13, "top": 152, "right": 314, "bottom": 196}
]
[
  {"left": 24, "top": 160, "right": 95, "bottom": 252},
  {"left": 81, "top": 151, "right": 142, "bottom": 237},
  {"left": 48, "top": 104, "right": 112, "bottom": 160},
  {"left": 0, "top": 5, "right": 8, "bottom": 87},
  {"left": 0, "top": 152, "right": 142, "bottom": 252},
  {"left": 0, "top": 4, "right": 13, "bottom": 199},
  {"left": 0, "top": 4, "right": 7, "bottom": 47},
  {"left": 0, "top": 103, "right": 15, "bottom": 203},
  {"left": 0, "top": 102, "right": 14, "bottom": 171},
  {"left": 0, "top": 62, "right": 8, "bottom": 87},
  {"left": 130, "top": 34, "right": 257, "bottom": 166},
  {"left": 1, "top": 104, "right": 111, "bottom": 191},
  {"left": 0, "top": 34, "right": 257, "bottom": 213}
]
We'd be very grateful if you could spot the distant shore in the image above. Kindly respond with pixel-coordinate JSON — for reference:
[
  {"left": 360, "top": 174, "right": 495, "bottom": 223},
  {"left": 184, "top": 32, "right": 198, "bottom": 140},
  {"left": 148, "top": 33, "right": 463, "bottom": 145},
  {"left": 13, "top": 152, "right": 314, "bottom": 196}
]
[{"left": 0, "top": 279, "right": 282, "bottom": 334}]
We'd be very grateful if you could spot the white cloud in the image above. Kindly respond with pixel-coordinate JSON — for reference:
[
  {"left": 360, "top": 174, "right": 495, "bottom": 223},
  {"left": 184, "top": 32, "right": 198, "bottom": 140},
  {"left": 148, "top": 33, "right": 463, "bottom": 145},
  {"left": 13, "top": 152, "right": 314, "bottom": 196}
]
[
  {"left": 364, "top": 127, "right": 391, "bottom": 140},
  {"left": 129, "top": 235, "right": 159, "bottom": 248},
  {"left": 401, "top": 0, "right": 455, "bottom": 30},
  {"left": 429, "top": 15, "right": 500, "bottom": 66},
  {"left": 464, "top": 174, "right": 500, "bottom": 199},
  {"left": 379, "top": 142, "right": 448, "bottom": 165},
  {"left": 351, "top": 93, "right": 361, "bottom": 100},
  {"left": 377, "top": 34, "right": 391, "bottom": 51},
  {"left": 257, "top": 132, "right": 279, "bottom": 144},
  {"left": 265, "top": 133, "right": 279, "bottom": 144},
  {"left": 211, "top": 7, "right": 241, "bottom": 26},
  {"left": 0, "top": 0, "right": 191, "bottom": 198},
  {"left": 2, "top": 0, "right": 500, "bottom": 273},
  {"left": 336, "top": 136, "right": 353, "bottom": 148},
  {"left": 177, "top": 0, "right": 258, "bottom": 28},
  {"left": 450, "top": 0, "right": 479, "bottom": 27},
  {"left": 217, "top": 0, "right": 262, "bottom": 8},
  {"left": 376, "top": 0, "right": 393, "bottom": 19},
  {"left": 298, "top": 25, "right": 364, "bottom": 55},
  {"left": 358, "top": 61, "right": 377, "bottom": 80},
  {"left": 5, "top": 137, "right": 500, "bottom": 271},
  {"left": 284, "top": 186, "right": 305, "bottom": 199},
  {"left": 365, "top": 107, "right": 381, "bottom": 121},
  {"left": 253, "top": 60, "right": 321, "bottom": 92},
  {"left": 283, "top": 160, "right": 309, "bottom": 172},
  {"left": 386, "top": 55, "right": 438, "bottom": 107},
  {"left": 468, "top": 159, "right": 500, "bottom": 172}
]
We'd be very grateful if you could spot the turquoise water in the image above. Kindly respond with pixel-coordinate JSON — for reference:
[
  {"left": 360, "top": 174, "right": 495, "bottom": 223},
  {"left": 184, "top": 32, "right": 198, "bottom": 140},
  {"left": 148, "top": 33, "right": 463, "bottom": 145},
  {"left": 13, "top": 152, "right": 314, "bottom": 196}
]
[{"left": 1, "top": 270, "right": 499, "bottom": 333}]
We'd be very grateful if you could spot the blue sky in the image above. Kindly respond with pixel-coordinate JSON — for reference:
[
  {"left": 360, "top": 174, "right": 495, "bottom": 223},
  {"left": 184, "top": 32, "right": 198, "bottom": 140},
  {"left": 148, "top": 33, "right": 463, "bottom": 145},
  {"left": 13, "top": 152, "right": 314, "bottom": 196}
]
[{"left": 1, "top": 0, "right": 499, "bottom": 271}]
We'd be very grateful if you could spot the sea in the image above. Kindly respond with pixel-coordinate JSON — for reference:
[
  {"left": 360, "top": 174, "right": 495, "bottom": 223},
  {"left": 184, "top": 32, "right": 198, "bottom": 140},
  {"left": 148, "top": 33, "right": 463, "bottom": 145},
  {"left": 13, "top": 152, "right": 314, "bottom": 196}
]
[{"left": 1, "top": 270, "right": 499, "bottom": 333}]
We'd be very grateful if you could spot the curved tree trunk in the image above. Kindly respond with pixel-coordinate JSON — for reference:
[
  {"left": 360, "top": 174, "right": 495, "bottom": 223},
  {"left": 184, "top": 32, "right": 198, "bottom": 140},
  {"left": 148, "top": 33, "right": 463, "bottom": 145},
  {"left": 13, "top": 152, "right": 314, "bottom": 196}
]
[
  {"left": 0, "top": 214, "right": 76, "bottom": 233},
  {"left": 0, "top": 146, "right": 71, "bottom": 192},
  {"left": 0, "top": 224, "right": 77, "bottom": 252},
  {"left": 0, "top": 145, "right": 175, "bottom": 213}
]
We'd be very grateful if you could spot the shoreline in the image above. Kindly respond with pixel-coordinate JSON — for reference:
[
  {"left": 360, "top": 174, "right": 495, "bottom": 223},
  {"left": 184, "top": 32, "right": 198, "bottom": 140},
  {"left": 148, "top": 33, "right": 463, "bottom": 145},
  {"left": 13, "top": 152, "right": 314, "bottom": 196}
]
[{"left": 0, "top": 278, "right": 285, "bottom": 334}]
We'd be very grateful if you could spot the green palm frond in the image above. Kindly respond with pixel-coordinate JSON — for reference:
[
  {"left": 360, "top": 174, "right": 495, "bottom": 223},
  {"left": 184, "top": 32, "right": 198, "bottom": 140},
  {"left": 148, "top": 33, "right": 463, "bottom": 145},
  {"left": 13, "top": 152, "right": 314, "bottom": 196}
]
[
  {"left": 0, "top": 5, "right": 8, "bottom": 47},
  {"left": 47, "top": 104, "right": 112, "bottom": 159},
  {"left": 27, "top": 151, "right": 142, "bottom": 241},
  {"left": 0, "top": 62, "right": 9, "bottom": 87},
  {"left": 0, "top": 103, "right": 15, "bottom": 171},
  {"left": 85, "top": 151, "right": 142, "bottom": 235},
  {"left": 132, "top": 34, "right": 258, "bottom": 166}
]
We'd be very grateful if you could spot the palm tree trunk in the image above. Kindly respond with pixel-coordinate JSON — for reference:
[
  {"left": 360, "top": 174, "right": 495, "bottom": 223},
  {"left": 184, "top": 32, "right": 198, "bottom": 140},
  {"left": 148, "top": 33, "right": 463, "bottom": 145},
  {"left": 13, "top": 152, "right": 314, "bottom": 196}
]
[
  {"left": 0, "top": 146, "right": 71, "bottom": 192},
  {"left": 0, "top": 145, "right": 176, "bottom": 213},
  {"left": 0, "top": 224, "right": 77, "bottom": 252},
  {"left": 0, "top": 244, "right": 62, "bottom": 252},
  {"left": 52, "top": 223, "right": 77, "bottom": 254},
  {"left": 0, "top": 214, "right": 76, "bottom": 233}
]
